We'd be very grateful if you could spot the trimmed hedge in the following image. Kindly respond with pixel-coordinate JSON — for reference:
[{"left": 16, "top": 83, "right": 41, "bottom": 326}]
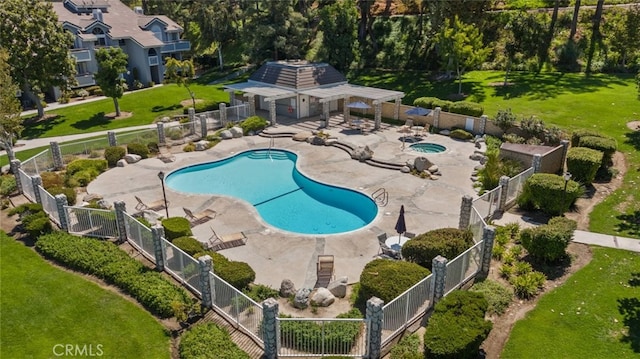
[
  {"left": 195, "top": 250, "right": 256, "bottom": 290},
  {"left": 179, "top": 323, "right": 250, "bottom": 359},
  {"left": 566, "top": 147, "right": 603, "bottom": 185},
  {"left": 578, "top": 135, "right": 617, "bottom": 167},
  {"left": 8, "top": 203, "right": 53, "bottom": 237},
  {"left": 64, "top": 159, "right": 107, "bottom": 188},
  {"left": 161, "top": 217, "right": 192, "bottom": 241},
  {"left": 516, "top": 173, "right": 582, "bottom": 216},
  {"left": 240, "top": 116, "right": 269, "bottom": 135},
  {"left": 449, "top": 129, "right": 474, "bottom": 140},
  {"left": 401, "top": 228, "right": 474, "bottom": 270},
  {"left": 126, "top": 142, "right": 150, "bottom": 159},
  {"left": 172, "top": 236, "right": 204, "bottom": 256},
  {"left": 358, "top": 259, "right": 430, "bottom": 304},
  {"left": 414, "top": 96, "right": 452, "bottom": 112},
  {"left": 46, "top": 186, "right": 77, "bottom": 206},
  {"left": 520, "top": 216, "right": 576, "bottom": 263},
  {"left": 424, "top": 290, "right": 492, "bottom": 359},
  {"left": 449, "top": 101, "right": 484, "bottom": 117},
  {"left": 570, "top": 129, "right": 611, "bottom": 147},
  {"left": 104, "top": 146, "right": 127, "bottom": 167},
  {"left": 35, "top": 232, "right": 191, "bottom": 318},
  {"left": 469, "top": 279, "right": 514, "bottom": 315}
]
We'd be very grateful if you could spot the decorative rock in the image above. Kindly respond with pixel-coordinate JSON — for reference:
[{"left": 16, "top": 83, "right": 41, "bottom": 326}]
[
  {"left": 471, "top": 170, "right": 479, "bottom": 176},
  {"left": 96, "top": 199, "right": 111, "bottom": 209},
  {"left": 124, "top": 154, "right": 142, "bottom": 163},
  {"left": 230, "top": 126, "right": 244, "bottom": 138},
  {"left": 474, "top": 164, "right": 485, "bottom": 171},
  {"left": 195, "top": 140, "right": 209, "bottom": 151},
  {"left": 327, "top": 276, "right": 348, "bottom": 298},
  {"left": 220, "top": 130, "right": 233, "bottom": 139},
  {"left": 116, "top": 159, "right": 127, "bottom": 167},
  {"left": 324, "top": 138, "right": 338, "bottom": 146},
  {"left": 309, "top": 136, "right": 325, "bottom": 146},
  {"left": 401, "top": 166, "right": 411, "bottom": 173},
  {"left": 469, "top": 153, "right": 484, "bottom": 161},
  {"left": 292, "top": 131, "right": 313, "bottom": 141},
  {"left": 161, "top": 116, "right": 170, "bottom": 122},
  {"left": 430, "top": 174, "right": 440, "bottom": 180},
  {"left": 471, "top": 176, "right": 479, "bottom": 181},
  {"left": 83, "top": 193, "right": 103, "bottom": 202},
  {"left": 479, "top": 156, "right": 487, "bottom": 165},
  {"left": 414, "top": 157, "right": 433, "bottom": 172},
  {"left": 293, "top": 288, "right": 311, "bottom": 309},
  {"left": 439, "top": 129, "right": 451, "bottom": 136},
  {"left": 310, "top": 288, "right": 335, "bottom": 307},
  {"left": 280, "top": 279, "right": 297, "bottom": 298},
  {"left": 427, "top": 164, "right": 439, "bottom": 173},
  {"left": 350, "top": 145, "right": 373, "bottom": 161}
]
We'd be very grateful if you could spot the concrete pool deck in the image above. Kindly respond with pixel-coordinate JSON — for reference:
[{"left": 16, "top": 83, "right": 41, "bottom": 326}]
[{"left": 87, "top": 119, "right": 479, "bottom": 289}]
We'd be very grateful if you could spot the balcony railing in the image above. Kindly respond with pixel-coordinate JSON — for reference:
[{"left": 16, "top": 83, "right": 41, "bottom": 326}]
[
  {"left": 74, "top": 74, "right": 95, "bottom": 88},
  {"left": 161, "top": 40, "right": 191, "bottom": 53},
  {"left": 71, "top": 49, "right": 91, "bottom": 62},
  {"left": 148, "top": 56, "right": 159, "bottom": 66}
]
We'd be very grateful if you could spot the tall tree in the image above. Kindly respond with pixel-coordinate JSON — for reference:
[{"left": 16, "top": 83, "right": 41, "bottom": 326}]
[
  {"left": 318, "top": 0, "right": 359, "bottom": 71},
  {"left": 586, "top": 0, "right": 605, "bottom": 74},
  {"left": 436, "top": 16, "right": 491, "bottom": 94},
  {"left": 0, "top": 49, "right": 22, "bottom": 162},
  {"left": 164, "top": 58, "right": 196, "bottom": 109},
  {"left": 191, "top": 0, "right": 239, "bottom": 69},
  {"left": 94, "top": 48, "right": 128, "bottom": 118},
  {"left": 569, "top": 0, "right": 581, "bottom": 40},
  {"left": 538, "top": 0, "right": 560, "bottom": 72},
  {"left": 0, "top": 0, "right": 76, "bottom": 118}
]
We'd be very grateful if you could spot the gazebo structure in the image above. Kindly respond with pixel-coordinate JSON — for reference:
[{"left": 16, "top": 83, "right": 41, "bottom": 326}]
[{"left": 224, "top": 60, "right": 405, "bottom": 129}]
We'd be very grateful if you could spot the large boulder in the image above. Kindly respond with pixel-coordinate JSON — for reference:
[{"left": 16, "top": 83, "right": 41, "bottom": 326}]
[
  {"left": 280, "top": 279, "right": 297, "bottom": 298},
  {"left": 327, "top": 276, "right": 348, "bottom": 298},
  {"left": 351, "top": 146, "right": 373, "bottom": 161},
  {"left": 292, "top": 131, "right": 313, "bottom": 141},
  {"left": 124, "top": 154, "right": 142, "bottom": 164},
  {"left": 308, "top": 136, "right": 326, "bottom": 146},
  {"left": 220, "top": 130, "right": 233, "bottom": 139},
  {"left": 310, "top": 287, "right": 335, "bottom": 307},
  {"left": 230, "top": 126, "right": 244, "bottom": 138},
  {"left": 293, "top": 288, "right": 311, "bottom": 309},
  {"left": 195, "top": 140, "right": 209, "bottom": 151},
  {"left": 414, "top": 157, "right": 434, "bottom": 172},
  {"left": 116, "top": 159, "right": 127, "bottom": 167}
]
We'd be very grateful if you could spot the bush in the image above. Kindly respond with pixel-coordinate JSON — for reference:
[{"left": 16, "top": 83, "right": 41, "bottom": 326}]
[
  {"left": 40, "top": 171, "right": 65, "bottom": 189},
  {"left": 0, "top": 175, "right": 17, "bottom": 197},
  {"left": 520, "top": 217, "right": 576, "bottom": 263},
  {"left": 424, "top": 291, "right": 492, "bottom": 359},
  {"left": 22, "top": 211, "right": 53, "bottom": 237},
  {"left": 182, "top": 100, "right": 220, "bottom": 114},
  {"left": 516, "top": 173, "right": 582, "bottom": 216},
  {"left": 449, "top": 129, "right": 473, "bottom": 140},
  {"left": 104, "top": 146, "right": 127, "bottom": 167},
  {"left": 570, "top": 129, "right": 609, "bottom": 147},
  {"left": 85, "top": 85, "right": 101, "bottom": 96},
  {"left": 390, "top": 333, "right": 422, "bottom": 359},
  {"left": 566, "top": 147, "right": 603, "bottom": 185},
  {"left": 194, "top": 250, "right": 256, "bottom": 290},
  {"left": 46, "top": 186, "right": 77, "bottom": 206},
  {"left": 401, "top": 228, "right": 474, "bottom": 270},
  {"left": 449, "top": 101, "right": 484, "bottom": 117},
  {"left": 243, "top": 284, "right": 279, "bottom": 302},
  {"left": 358, "top": 259, "right": 430, "bottom": 304},
  {"left": 510, "top": 271, "right": 546, "bottom": 299},
  {"left": 179, "top": 322, "right": 250, "bottom": 359},
  {"left": 493, "top": 108, "right": 518, "bottom": 133},
  {"left": 172, "top": 236, "right": 204, "bottom": 256},
  {"left": 413, "top": 97, "right": 441, "bottom": 109},
  {"left": 126, "top": 142, "right": 150, "bottom": 159},
  {"left": 578, "top": 135, "right": 617, "bottom": 167},
  {"left": 470, "top": 279, "right": 514, "bottom": 315},
  {"left": 66, "top": 159, "right": 108, "bottom": 176},
  {"left": 240, "top": 116, "right": 269, "bottom": 135},
  {"left": 36, "top": 232, "right": 190, "bottom": 318},
  {"left": 183, "top": 143, "right": 196, "bottom": 152},
  {"left": 161, "top": 217, "right": 193, "bottom": 241}
]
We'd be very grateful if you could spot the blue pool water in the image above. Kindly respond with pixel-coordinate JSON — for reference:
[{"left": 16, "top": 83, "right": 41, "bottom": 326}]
[
  {"left": 410, "top": 142, "right": 446, "bottom": 153},
  {"left": 165, "top": 150, "right": 378, "bottom": 235}
]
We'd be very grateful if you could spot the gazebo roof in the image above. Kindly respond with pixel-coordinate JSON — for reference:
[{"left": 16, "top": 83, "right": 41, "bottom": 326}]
[{"left": 249, "top": 60, "right": 347, "bottom": 90}]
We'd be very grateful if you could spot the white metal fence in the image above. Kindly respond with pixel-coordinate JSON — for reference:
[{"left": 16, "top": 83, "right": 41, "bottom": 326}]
[
  {"left": 17, "top": 169, "right": 35, "bottom": 202},
  {"left": 163, "top": 240, "right": 202, "bottom": 296},
  {"left": 21, "top": 150, "right": 54, "bottom": 175},
  {"left": 277, "top": 317, "right": 369, "bottom": 357},
  {"left": 116, "top": 128, "right": 159, "bottom": 146},
  {"left": 225, "top": 103, "right": 250, "bottom": 124},
  {"left": 469, "top": 207, "right": 485, "bottom": 242},
  {"left": 209, "top": 271, "right": 264, "bottom": 343},
  {"left": 506, "top": 167, "right": 534, "bottom": 205},
  {"left": 381, "top": 273, "right": 434, "bottom": 346},
  {"left": 59, "top": 137, "right": 110, "bottom": 165},
  {"left": 64, "top": 206, "right": 119, "bottom": 238},
  {"left": 122, "top": 213, "right": 155, "bottom": 261},
  {"left": 37, "top": 185, "right": 60, "bottom": 226},
  {"left": 472, "top": 187, "right": 501, "bottom": 220},
  {"left": 444, "top": 241, "right": 484, "bottom": 296},
  {"left": 164, "top": 121, "right": 197, "bottom": 142}
]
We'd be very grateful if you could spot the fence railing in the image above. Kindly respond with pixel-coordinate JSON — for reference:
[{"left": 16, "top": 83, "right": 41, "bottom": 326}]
[
  {"left": 381, "top": 273, "right": 434, "bottom": 346},
  {"left": 38, "top": 185, "right": 60, "bottom": 226},
  {"left": 209, "top": 271, "right": 264, "bottom": 343},
  {"left": 472, "top": 186, "right": 501, "bottom": 220},
  {"left": 64, "top": 206, "right": 119, "bottom": 239},
  {"left": 17, "top": 169, "right": 36, "bottom": 202},
  {"left": 21, "top": 150, "right": 54, "bottom": 176},
  {"left": 122, "top": 213, "right": 155, "bottom": 262},
  {"left": 224, "top": 104, "right": 250, "bottom": 125},
  {"left": 116, "top": 128, "right": 159, "bottom": 146},
  {"left": 506, "top": 167, "right": 534, "bottom": 205},
  {"left": 277, "top": 317, "right": 369, "bottom": 357},
  {"left": 163, "top": 239, "right": 202, "bottom": 296},
  {"left": 59, "top": 137, "right": 111, "bottom": 165},
  {"left": 444, "top": 241, "right": 484, "bottom": 296},
  {"left": 469, "top": 206, "right": 485, "bottom": 242}
]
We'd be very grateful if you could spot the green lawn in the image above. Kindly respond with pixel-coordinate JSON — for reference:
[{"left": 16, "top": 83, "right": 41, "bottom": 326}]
[
  {"left": 0, "top": 232, "right": 171, "bottom": 359},
  {"left": 354, "top": 70, "right": 640, "bottom": 238},
  {"left": 21, "top": 83, "right": 229, "bottom": 139},
  {"left": 501, "top": 247, "right": 640, "bottom": 358}
]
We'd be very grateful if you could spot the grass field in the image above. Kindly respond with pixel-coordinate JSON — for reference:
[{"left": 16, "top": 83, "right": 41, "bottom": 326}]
[
  {"left": 501, "top": 247, "right": 640, "bottom": 358},
  {"left": 0, "top": 232, "right": 171, "bottom": 359}
]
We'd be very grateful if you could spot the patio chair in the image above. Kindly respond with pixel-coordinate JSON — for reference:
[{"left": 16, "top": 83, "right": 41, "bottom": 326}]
[
  {"left": 207, "top": 226, "right": 247, "bottom": 251},
  {"left": 379, "top": 243, "right": 402, "bottom": 260},
  {"left": 316, "top": 255, "right": 335, "bottom": 286},
  {"left": 135, "top": 195, "right": 168, "bottom": 211},
  {"left": 183, "top": 207, "right": 217, "bottom": 226}
]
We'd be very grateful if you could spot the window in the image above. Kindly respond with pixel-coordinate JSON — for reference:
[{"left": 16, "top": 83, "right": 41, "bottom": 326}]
[
  {"left": 76, "top": 62, "right": 89, "bottom": 75},
  {"left": 118, "top": 39, "right": 126, "bottom": 46},
  {"left": 92, "top": 28, "right": 106, "bottom": 46}
]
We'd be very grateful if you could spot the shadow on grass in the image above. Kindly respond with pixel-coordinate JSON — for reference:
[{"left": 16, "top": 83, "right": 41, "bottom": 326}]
[
  {"left": 21, "top": 115, "right": 64, "bottom": 139},
  {"left": 615, "top": 211, "right": 640, "bottom": 237},
  {"left": 617, "top": 296, "right": 640, "bottom": 353},
  {"left": 525, "top": 253, "right": 572, "bottom": 281},
  {"left": 624, "top": 130, "right": 640, "bottom": 151},
  {"left": 71, "top": 112, "right": 110, "bottom": 130},
  {"left": 151, "top": 104, "right": 182, "bottom": 112}
]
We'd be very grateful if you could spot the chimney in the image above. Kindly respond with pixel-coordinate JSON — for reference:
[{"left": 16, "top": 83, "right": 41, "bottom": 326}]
[
  {"left": 92, "top": 9, "right": 103, "bottom": 22},
  {"left": 134, "top": 6, "right": 143, "bottom": 15}
]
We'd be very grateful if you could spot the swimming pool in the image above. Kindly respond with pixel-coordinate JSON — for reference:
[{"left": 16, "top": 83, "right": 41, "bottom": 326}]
[
  {"left": 410, "top": 142, "right": 446, "bottom": 153},
  {"left": 165, "top": 149, "right": 378, "bottom": 235}
]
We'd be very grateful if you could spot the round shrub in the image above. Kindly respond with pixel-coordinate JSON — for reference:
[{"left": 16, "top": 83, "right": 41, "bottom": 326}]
[
  {"left": 449, "top": 101, "right": 484, "bottom": 117},
  {"left": 358, "top": 259, "right": 430, "bottom": 304},
  {"left": 517, "top": 173, "right": 582, "bottom": 216},
  {"left": 126, "top": 142, "right": 150, "bottom": 159},
  {"left": 566, "top": 147, "right": 603, "bottom": 185},
  {"left": 413, "top": 96, "right": 441, "bottom": 109},
  {"left": 161, "top": 217, "right": 193, "bottom": 241},
  {"left": 215, "top": 259, "right": 256, "bottom": 290},
  {"left": 469, "top": 279, "right": 514, "bottom": 315},
  {"left": 146, "top": 141, "right": 159, "bottom": 154},
  {"left": 104, "top": 146, "right": 126, "bottom": 167},
  {"left": 46, "top": 186, "right": 77, "bottom": 206},
  {"left": 401, "top": 228, "right": 474, "bottom": 270},
  {"left": 449, "top": 129, "right": 473, "bottom": 141},
  {"left": 520, "top": 218, "right": 575, "bottom": 264},
  {"left": 578, "top": 135, "right": 617, "bottom": 167},
  {"left": 172, "top": 236, "right": 204, "bottom": 256},
  {"left": 570, "top": 129, "right": 610, "bottom": 147},
  {"left": 179, "top": 323, "right": 250, "bottom": 359},
  {"left": 22, "top": 211, "right": 53, "bottom": 237},
  {"left": 183, "top": 143, "right": 196, "bottom": 152},
  {"left": 65, "top": 159, "right": 107, "bottom": 175},
  {"left": 240, "top": 116, "right": 269, "bottom": 135}
]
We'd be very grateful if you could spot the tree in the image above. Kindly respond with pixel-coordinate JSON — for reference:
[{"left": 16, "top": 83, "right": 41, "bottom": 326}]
[
  {"left": 586, "top": 0, "right": 605, "bottom": 75},
  {"left": 164, "top": 58, "right": 196, "bottom": 109},
  {"left": 94, "top": 48, "right": 128, "bottom": 118},
  {"left": 538, "top": 0, "right": 560, "bottom": 72},
  {"left": 435, "top": 16, "right": 490, "bottom": 94},
  {"left": 636, "top": 72, "right": 640, "bottom": 100},
  {"left": 0, "top": 0, "right": 76, "bottom": 118},
  {"left": 318, "top": 0, "right": 359, "bottom": 71},
  {"left": 191, "top": 0, "right": 239, "bottom": 70},
  {"left": 569, "top": 0, "right": 581, "bottom": 40},
  {"left": 0, "top": 50, "right": 22, "bottom": 162}
]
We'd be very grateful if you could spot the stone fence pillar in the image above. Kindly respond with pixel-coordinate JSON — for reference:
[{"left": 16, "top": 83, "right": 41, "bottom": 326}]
[
  {"left": 343, "top": 95, "right": 350, "bottom": 123},
  {"left": 55, "top": 194, "right": 69, "bottom": 231},
  {"left": 498, "top": 176, "right": 510, "bottom": 213},
  {"left": 366, "top": 297, "right": 384, "bottom": 359},
  {"left": 188, "top": 107, "right": 196, "bottom": 122},
  {"left": 322, "top": 101, "right": 330, "bottom": 129},
  {"left": 458, "top": 195, "right": 473, "bottom": 230},
  {"left": 198, "top": 255, "right": 214, "bottom": 308},
  {"left": 432, "top": 255, "right": 448, "bottom": 303},
  {"left": 200, "top": 115, "right": 208, "bottom": 139},
  {"left": 560, "top": 139, "right": 570, "bottom": 172},
  {"left": 262, "top": 298, "right": 279, "bottom": 359},
  {"left": 220, "top": 103, "right": 228, "bottom": 126},
  {"left": 245, "top": 94, "right": 256, "bottom": 117},
  {"left": 107, "top": 131, "right": 117, "bottom": 147},
  {"left": 268, "top": 101, "right": 276, "bottom": 126},
  {"left": 532, "top": 154, "right": 542, "bottom": 173},
  {"left": 157, "top": 122, "right": 166, "bottom": 144},
  {"left": 50, "top": 141, "right": 64, "bottom": 170},
  {"left": 481, "top": 226, "right": 496, "bottom": 275},
  {"left": 479, "top": 115, "right": 488, "bottom": 135},
  {"left": 151, "top": 225, "right": 166, "bottom": 271},
  {"left": 114, "top": 201, "right": 127, "bottom": 243},
  {"left": 31, "top": 175, "right": 43, "bottom": 204},
  {"left": 433, "top": 107, "right": 441, "bottom": 129},
  {"left": 10, "top": 159, "right": 23, "bottom": 194}
]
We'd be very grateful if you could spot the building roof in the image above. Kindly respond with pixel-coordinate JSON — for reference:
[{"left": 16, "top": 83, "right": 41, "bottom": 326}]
[
  {"left": 249, "top": 61, "right": 347, "bottom": 90},
  {"left": 52, "top": 0, "right": 183, "bottom": 48}
]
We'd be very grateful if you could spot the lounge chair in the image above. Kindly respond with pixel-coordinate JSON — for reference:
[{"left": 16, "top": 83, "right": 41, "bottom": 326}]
[
  {"left": 183, "top": 207, "right": 216, "bottom": 226},
  {"left": 316, "top": 255, "right": 335, "bottom": 286},
  {"left": 135, "top": 195, "right": 168, "bottom": 211},
  {"left": 207, "top": 226, "right": 247, "bottom": 251}
]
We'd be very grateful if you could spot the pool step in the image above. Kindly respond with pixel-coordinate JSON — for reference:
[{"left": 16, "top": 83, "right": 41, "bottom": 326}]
[{"left": 247, "top": 150, "right": 289, "bottom": 160}]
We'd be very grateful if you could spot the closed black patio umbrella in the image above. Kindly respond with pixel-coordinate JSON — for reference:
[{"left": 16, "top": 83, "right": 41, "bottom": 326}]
[{"left": 394, "top": 205, "right": 407, "bottom": 244}]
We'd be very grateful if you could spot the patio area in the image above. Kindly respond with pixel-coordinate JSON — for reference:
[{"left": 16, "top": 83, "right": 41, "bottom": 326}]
[{"left": 87, "top": 115, "right": 479, "bottom": 289}]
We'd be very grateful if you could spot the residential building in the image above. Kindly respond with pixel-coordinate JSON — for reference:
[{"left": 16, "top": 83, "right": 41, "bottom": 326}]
[{"left": 51, "top": 0, "right": 190, "bottom": 91}]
